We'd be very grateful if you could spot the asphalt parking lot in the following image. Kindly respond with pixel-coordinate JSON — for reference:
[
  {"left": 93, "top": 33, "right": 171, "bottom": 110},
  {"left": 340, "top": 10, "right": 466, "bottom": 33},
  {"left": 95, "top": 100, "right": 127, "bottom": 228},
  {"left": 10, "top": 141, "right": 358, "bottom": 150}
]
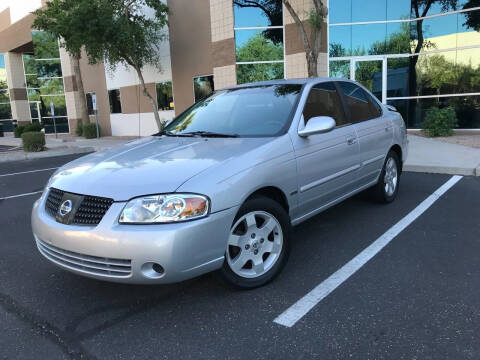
[{"left": 1, "top": 154, "right": 479, "bottom": 360}]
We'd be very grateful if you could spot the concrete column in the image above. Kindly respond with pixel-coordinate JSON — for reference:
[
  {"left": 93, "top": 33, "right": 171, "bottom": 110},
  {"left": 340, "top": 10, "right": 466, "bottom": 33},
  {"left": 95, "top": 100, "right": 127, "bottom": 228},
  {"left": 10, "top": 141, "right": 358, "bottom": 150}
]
[
  {"left": 4, "top": 52, "right": 31, "bottom": 125},
  {"left": 210, "top": 0, "right": 237, "bottom": 88},
  {"left": 59, "top": 46, "right": 84, "bottom": 134}
]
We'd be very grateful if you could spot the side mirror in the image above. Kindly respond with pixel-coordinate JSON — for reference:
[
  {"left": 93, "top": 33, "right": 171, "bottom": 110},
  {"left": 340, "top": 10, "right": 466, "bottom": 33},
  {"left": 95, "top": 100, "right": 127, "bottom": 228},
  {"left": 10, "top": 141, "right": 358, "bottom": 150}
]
[
  {"left": 386, "top": 104, "right": 397, "bottom": 112},
  {"left": 298, "top": 116, "right": 336, "bottom": 137}
]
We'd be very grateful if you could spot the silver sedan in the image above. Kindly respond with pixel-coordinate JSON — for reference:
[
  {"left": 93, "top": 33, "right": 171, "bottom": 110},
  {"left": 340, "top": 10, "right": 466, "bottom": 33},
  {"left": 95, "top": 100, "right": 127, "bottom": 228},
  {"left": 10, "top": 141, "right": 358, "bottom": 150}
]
[{"left": 32, "top": 78, "right": 408, "bottom": 288}]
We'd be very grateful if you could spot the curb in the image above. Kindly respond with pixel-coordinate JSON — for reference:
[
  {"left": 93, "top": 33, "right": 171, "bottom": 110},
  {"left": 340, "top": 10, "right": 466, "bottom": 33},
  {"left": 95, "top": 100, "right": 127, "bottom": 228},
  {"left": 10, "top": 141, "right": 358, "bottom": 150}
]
[
  {"left": 0, "top": 146, "right": 95, "bottom": 163},
  {"left": 404, "top": 164, "right": 478, "bottom": 176}
]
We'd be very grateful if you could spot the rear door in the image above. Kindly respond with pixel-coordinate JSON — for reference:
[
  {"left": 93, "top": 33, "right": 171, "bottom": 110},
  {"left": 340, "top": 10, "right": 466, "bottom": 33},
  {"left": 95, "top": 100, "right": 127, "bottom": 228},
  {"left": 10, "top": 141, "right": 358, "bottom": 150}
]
[
  {"left": 337, "top": 82, "right": 393, "bottom": 186},
  {"left": 291, "top": 82, "right": 360, "bottom": 220}
]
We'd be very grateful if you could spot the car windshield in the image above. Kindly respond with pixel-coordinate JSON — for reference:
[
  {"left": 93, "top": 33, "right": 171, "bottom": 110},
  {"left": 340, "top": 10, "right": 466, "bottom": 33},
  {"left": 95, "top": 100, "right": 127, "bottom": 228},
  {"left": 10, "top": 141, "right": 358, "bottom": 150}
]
[{"left": 163, "top": 84, "right": 302, "bottom": 137}]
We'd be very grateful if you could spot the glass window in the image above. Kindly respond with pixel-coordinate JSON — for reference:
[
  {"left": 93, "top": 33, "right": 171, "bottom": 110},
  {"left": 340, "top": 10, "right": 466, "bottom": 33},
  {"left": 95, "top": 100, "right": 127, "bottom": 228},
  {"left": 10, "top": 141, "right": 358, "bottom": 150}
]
[
  {"left": 413, "top": 51, "right": 458, "bottom": 96},
  {"left": 0, "top": 103, "right": 12, "bottom": 120},
  {"left": 26, "top": 77, "right": 64, "bottom": 95},
  {"left": 0, "top": 89, "right": 9, "bottom": 103},
  {"left": 385, "top": 22, "right": 411, "bottom": 55},
  {"left": 455, "top": 48, "right": 480, "bottom": 94},
  {"left": 387, "top": 0, "right": 411, "bottom": 20},
  {"left": 86, "top": 92, "right": 95, "bottom": 115},
  {"left": 29, "top": 102, "right": 40, "bottom": 119},
  {"left": 235, "top": 29, "right": 283, "bottom": 62},
  {"left": 236, "top": 63, "right": 284, "bottom": 84},
  {"left": 40, "top": 95, "right": 67, "bottom": 117},
  {"left": 338, "top": 81, "right": 374, "bottom": 122},
  {"left": 352, "top": 0, "right": 386, "bottom": 23},
  {"left": 108, "top": 89, "right": 122, "bottom": 113},
  {"left": 329, "top": 26, "right": 352, "bottom": 57},
  {"left": 193, "top": 75, "right": 214, "bottom": 102},
  {"left": 164, "top": 84, "right": 302, "bottom": 137},
  {"left": 156, "top": 82, "right": 174, "bottom": 110},
  {"left": 42, "top": 117, "right": 69, "bottom": 134},
  {"left": 387, "top": 96, "right": 480, "bottom": 129},
  {"left": 352, "top": 23, "right": 386, "bottom": 56},
  {"left": 411, "top": 1, "right": 457, "bottom": 18},
  {"left": 303, "top": 82, "right": 348, "bottom": 126},
  {"left": 387, "top": 57, "right": 409, "bottom": 98},
  {"left": 233, "top": 0, "right": 282, "bottom": 27},
  {"left": 410, "top": 13, "right": 458, "bottom": 53},
  {"left": 330, "top": 0, "right": 352, "bottom": 24},
  {"left": 329, "top": 60, "right": 351, "bottom": 79}
]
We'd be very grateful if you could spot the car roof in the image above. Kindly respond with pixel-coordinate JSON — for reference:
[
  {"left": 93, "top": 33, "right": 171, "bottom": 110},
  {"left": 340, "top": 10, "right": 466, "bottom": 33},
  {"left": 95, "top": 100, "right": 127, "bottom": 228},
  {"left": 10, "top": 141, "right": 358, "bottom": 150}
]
[{"left": 221, "top": 77, "right": 355, "bottom": 90}]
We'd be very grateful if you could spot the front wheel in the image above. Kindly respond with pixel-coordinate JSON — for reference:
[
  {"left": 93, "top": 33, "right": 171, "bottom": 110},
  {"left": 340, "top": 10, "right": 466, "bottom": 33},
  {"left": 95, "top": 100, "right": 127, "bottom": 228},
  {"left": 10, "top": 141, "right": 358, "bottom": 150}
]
[
  {"left": 221, "top": 196, "right": 291, "bottom": 289},
  {"left": 372, "top": 150, "right": 401, "bottom": 203}
]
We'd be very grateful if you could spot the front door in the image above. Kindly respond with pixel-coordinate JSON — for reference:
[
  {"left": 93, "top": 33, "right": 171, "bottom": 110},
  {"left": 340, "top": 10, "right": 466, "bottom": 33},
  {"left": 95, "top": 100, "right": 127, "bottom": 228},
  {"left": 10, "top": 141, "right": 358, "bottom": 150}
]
[{"left": 291, "top": 82, "right": 360, "bottom": 221}]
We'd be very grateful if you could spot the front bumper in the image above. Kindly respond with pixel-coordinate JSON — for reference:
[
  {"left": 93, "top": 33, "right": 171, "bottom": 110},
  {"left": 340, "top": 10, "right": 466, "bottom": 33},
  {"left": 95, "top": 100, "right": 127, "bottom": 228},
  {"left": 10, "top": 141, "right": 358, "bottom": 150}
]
[{"left": 31, "top": 192, "right": 239, "bottom": 284}]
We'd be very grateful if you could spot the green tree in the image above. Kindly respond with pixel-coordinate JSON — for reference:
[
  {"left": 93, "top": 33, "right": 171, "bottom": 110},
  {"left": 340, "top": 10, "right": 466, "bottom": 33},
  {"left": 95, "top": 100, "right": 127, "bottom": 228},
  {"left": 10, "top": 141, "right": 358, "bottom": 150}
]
[{"left": 32, "top": 0, "right": 169, "bottom": 131}]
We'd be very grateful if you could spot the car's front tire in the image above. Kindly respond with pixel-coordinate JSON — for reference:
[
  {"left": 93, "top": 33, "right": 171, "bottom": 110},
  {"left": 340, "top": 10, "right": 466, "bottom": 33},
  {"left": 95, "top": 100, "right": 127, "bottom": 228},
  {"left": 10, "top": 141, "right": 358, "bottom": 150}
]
[
  {"left": 372, "top": 150, "right": 401, "bottom": 203},
  {"left": 221, "top": 196, "right": 291, "bottom": 289}
]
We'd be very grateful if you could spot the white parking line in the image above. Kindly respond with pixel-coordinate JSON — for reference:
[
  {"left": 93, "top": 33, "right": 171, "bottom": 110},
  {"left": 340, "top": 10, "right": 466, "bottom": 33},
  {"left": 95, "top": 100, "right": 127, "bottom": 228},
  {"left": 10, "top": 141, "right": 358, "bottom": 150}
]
[
  {"left": 274, "top": 175, "right": 463, "bottom": 328},
  {"left": 0, "top": 191, "right": 43, "bottom": 200},
  {"left": 0, "top": 167, "right": 58, "bottom": 177}
]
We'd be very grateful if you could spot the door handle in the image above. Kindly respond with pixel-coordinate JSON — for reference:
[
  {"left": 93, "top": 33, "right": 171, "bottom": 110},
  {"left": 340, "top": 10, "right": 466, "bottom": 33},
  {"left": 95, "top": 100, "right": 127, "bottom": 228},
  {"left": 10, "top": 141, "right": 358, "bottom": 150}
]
[{"left": 347, "top": 137, "right": 356, "bottom": 145}]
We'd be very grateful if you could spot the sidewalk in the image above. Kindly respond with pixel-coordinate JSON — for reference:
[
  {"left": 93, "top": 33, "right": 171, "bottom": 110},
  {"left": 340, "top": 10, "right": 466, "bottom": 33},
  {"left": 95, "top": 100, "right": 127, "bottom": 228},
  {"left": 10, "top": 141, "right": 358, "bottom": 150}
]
[
  {"left": 404, "top": 134, "right": 480, "bottom": 176},
  {"left": 0, "top": 135, "right": 136, "bottom": 163}
]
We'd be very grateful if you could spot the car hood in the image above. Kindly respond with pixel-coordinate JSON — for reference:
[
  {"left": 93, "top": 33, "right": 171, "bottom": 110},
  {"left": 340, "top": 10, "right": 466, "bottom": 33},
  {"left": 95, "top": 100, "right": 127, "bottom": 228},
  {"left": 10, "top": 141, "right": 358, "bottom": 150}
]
[{"left": 48, "top": 136, "right": 272, "bottom": 201}]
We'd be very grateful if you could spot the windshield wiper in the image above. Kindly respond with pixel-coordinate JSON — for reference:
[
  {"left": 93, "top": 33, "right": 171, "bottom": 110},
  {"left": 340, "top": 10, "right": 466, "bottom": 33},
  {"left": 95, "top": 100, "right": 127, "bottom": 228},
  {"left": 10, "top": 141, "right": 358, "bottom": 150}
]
[
  {"left": 154, "top": 130, "right": 195, "bottom": 137},
  {"left": 180, "top": 131, "right": 239, "bottom": 138}
]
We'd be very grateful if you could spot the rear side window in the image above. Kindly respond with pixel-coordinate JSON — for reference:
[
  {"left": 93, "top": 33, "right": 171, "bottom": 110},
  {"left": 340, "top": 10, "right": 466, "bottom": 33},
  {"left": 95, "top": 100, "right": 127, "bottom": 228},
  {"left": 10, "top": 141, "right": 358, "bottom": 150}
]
[
  {"left": 303, "top": 82, "right": 347, "bottom": 127},
  {"left": 367, "top": 92, "right": 382, "bottom": 118},
  {"left": 338, "top": 82, "right": 374, "bottom": 123}
]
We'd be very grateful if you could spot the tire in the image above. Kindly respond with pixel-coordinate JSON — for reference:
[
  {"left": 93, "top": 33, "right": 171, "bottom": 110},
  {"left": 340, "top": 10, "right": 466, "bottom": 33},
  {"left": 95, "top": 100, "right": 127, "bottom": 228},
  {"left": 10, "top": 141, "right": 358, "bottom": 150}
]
[
  {"left": 221, "top": 195, "right": 291, "bottom": 289},
  {"left": 372, "top": 150, "right": 401, "bottom": 203}
]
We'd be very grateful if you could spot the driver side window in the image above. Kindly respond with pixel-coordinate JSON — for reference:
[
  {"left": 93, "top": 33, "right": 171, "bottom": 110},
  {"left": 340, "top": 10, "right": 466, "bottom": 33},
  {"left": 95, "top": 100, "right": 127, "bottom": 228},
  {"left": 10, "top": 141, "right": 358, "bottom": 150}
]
[{"left": 303, "top": 82, "right": 347, "bottom": 127}]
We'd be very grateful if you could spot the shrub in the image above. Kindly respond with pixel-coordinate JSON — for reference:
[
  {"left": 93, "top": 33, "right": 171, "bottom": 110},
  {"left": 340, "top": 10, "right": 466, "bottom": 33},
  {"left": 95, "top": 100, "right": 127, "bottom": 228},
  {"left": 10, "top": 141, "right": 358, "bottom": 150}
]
[
  {"left": 75, "top": 122, "right": 83, "bottom": 136},
  {"left": 21, "top": 131, "right": 45, "bottom": 152},
  {"left": 14, "top": 125, "right": 26, "bottom": 138},
  {"left": 24, "top": 122, "right": 43, "bottom": 132},
  {"left": 83, "top": 123, "right": 100, "bottom": 139},
  {"left": 422, "top": 106, "right": 457, "bottom": 137}
]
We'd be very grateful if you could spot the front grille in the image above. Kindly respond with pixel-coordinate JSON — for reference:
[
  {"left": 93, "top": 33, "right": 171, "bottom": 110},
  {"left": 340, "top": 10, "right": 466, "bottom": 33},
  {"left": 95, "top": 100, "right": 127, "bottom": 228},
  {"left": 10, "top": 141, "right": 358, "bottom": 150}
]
[
  {"left": 45, "top": 188, "right": 63, "bottom": 217},
  {"left": 45, "top": 188, "right": 114, "bottom": 225},
  {"left": 73, "top": 195, "right": 114, "bottom": 225},
  {"left": 36, "top": 239, "right": 132, "bottom": 277}
]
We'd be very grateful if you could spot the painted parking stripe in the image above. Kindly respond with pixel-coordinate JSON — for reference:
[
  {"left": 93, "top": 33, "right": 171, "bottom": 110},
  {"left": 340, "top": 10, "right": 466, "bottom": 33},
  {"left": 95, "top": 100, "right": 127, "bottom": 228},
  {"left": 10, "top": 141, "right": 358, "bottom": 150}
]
[
  {"left": 274, "top": 175, "right": 463, "bottom": 328},
  {"left": 0, "top": 167, "right": 58, "bottom": 177},
  {"left": 0, "top": 191, "right": 43, "bottom": 200}
]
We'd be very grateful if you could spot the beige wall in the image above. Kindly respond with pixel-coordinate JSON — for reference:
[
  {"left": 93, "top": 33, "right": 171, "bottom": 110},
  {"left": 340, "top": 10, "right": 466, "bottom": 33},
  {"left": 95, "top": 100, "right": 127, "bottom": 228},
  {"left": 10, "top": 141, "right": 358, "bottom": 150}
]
[
  {"left": 167, "top": 0, "right": 214, "bottom": 114},
  {"left": 4, "top": 52, "right": 30, "bottom": 125},
  {"left": 78, "top": 52, "right": 112, "bottom": 136}
]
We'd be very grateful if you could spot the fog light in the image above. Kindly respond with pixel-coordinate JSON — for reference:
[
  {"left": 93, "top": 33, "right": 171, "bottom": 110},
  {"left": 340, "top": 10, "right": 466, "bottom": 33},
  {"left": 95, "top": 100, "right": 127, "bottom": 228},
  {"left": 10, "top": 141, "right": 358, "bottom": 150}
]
[{"left": 141, "top": 262, "right": 165, "bottom": 279}]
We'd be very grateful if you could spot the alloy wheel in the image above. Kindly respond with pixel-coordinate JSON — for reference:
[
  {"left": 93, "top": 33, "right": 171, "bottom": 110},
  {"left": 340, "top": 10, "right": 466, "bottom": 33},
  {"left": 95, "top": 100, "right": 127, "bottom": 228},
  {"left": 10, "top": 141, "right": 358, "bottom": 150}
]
[
  {"left": 226, "top": 211, "right": 283, "bottom": 279},
  {"left": 384, "top": 157, "right": 398, "bottom": 196}
]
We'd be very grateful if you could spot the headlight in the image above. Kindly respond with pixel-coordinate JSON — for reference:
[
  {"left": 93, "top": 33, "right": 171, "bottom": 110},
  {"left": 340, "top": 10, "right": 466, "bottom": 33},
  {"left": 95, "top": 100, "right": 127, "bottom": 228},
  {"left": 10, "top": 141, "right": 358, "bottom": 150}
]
[{"left": 119, "top": 194, "right": 209, "bottom": 224}]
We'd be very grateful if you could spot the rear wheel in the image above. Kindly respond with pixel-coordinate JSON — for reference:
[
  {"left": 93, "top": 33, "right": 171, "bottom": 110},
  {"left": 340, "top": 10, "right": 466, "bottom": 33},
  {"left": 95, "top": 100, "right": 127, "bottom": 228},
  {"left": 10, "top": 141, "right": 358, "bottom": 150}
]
[
  {"left": 372, "top": 150, "right": 401, "bottom": 203},
  {"left": 221, "top": 196, "right": 290, "bottom": 288}
]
